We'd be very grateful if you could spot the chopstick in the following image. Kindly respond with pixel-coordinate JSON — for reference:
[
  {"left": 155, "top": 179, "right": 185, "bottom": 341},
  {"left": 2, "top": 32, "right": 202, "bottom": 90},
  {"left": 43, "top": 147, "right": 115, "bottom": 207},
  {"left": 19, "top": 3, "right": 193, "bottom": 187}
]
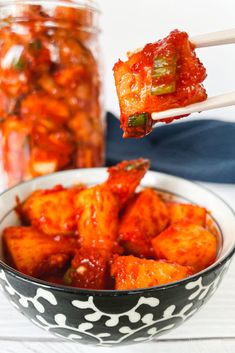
[
  {"left": 151, "top": 92, "right": 235, "bottom": 121},
  {"left": 151, "top": 29, "right": 235, "bottom": 121},
  {"left": 128, "top": 28, "right": 235, "bottom": 56},
  {"left": 190, "top": 28, "right": 235, "bottom": 48}
]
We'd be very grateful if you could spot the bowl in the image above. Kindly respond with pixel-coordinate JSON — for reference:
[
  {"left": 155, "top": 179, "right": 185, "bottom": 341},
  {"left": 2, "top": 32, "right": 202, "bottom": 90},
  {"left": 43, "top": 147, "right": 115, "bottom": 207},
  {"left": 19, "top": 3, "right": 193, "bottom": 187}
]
[{"left": 0, "top": 169, "right": 235, "bottom": 346}]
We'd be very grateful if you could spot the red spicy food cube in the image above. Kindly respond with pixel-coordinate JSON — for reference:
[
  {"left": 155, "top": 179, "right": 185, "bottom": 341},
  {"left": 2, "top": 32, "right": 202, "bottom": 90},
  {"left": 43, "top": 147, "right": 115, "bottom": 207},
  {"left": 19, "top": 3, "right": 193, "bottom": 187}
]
[
  {"left": 21, "top": 184, "right": 85, "bottom": 236},
  {"left": 74, "top": 185, "right": 121, "bottom": 253},
  {"left": 119, "top": 188, "right": 169, "bottom": 258},
  {"left": 111, "top": 255, "right": 192, "bottom": 290},
  {"left": 106, "top": 158, "right": 150, "bottom": 206},
  {"left": 152, "top": 221, "right": 217, "bottom": 272},
  {"left": 3, "top": 227, "right": 78, "bottom": 277},
  {"left": 113, "top": 30, "right": 207, "bottom": 138},
  {"left": 64, "top": 248, "right": 113, "bottom": 289},
  {"left": 167, "top": 202, "right": 207, "bottom": 227}
]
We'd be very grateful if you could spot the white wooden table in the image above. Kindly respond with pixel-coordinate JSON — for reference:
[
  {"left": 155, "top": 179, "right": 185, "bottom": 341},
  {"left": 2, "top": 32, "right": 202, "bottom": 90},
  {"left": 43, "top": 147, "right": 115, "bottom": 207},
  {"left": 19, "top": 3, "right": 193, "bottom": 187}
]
[{"left": 1, "top": 182, "right": 235, "bottom": 353}]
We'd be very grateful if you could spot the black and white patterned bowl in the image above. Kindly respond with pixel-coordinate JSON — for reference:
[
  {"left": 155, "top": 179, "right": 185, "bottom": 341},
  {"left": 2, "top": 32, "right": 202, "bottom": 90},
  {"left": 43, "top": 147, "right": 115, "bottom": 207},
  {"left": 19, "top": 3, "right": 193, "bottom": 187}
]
[{"left": 0, "top": 169, "right": 235, "bottom": 346}]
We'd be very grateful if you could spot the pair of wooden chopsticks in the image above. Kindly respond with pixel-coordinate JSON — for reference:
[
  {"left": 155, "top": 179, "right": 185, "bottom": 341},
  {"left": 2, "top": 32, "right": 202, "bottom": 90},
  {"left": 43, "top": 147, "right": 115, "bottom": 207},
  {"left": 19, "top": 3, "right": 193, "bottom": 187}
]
[{"left": 151, "top": 28, "right": 235, "bottom": 121}]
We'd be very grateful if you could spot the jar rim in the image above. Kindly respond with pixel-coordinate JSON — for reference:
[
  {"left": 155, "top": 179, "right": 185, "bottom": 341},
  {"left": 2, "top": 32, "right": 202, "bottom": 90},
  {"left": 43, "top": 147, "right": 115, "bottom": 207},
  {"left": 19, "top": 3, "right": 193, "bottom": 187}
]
[{"left": 0, "top": 0, "right": 100, "bottom": 13}]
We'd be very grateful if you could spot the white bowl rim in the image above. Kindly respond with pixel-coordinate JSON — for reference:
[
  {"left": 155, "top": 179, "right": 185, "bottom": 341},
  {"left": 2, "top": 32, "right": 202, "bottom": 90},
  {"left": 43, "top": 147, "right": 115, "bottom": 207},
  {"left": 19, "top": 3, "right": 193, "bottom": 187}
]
[{"left": 0, "top": 168, "right": 235, "bottom": 296}]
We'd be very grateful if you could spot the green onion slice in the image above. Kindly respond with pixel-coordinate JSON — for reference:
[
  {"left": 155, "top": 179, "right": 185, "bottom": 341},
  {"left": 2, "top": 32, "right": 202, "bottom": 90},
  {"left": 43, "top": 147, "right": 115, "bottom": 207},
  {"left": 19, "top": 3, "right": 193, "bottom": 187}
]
[
  {"left": 63, "top": 268, "right": 75, "bottom": 286},
  {"left": 28, "top": 39, "right": 42, "bottom": 51},
  {"left": 12, "top": 57, "right": 26, "bottom": 71},
  {"left": 151, "top": 82, "right": 176, "bottom": 95},
  {"left": 127, "top": 113, "right": 148, "bottom": 128},
  {"left": 124, "top": 160, "right": 147, "bottom": 171},
  {"left": 151, "top": 55, "right": 177, "bottom": 96}
]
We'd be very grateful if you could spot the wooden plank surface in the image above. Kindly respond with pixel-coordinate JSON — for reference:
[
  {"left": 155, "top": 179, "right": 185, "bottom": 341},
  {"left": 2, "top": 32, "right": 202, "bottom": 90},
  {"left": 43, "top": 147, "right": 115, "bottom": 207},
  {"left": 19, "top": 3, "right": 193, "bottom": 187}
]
[
  {"left": 1, "top": 182, "right": 235, "bottom": 352},
  {"left": 1, "top": 339, "right": 235, "bottom": 353}
]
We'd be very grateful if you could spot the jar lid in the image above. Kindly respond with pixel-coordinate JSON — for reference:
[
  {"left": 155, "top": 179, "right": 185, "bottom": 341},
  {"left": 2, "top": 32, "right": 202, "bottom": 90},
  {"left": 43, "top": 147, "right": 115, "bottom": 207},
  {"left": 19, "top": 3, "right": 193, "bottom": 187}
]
[
  {"left": 69, "top": 0, "right": 100, "bottom": 12},
  {"left": 0, "top": 0, "right": 101, "bottom": 31},
  {"left": 0, "top": 0, "right": 100, "bottom": 13}
]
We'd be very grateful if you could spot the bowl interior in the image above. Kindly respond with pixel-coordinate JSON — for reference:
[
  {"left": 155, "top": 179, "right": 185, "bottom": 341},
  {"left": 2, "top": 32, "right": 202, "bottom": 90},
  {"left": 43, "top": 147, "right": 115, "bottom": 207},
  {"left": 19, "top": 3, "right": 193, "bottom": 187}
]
[{"left": 0, "top": 168, "right": 234, "bottom": 278}]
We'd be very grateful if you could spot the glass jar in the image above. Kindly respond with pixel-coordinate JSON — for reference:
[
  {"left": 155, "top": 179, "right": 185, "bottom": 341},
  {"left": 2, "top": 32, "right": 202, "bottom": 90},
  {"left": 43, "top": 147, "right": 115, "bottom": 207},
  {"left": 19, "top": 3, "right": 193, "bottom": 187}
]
[{"left": 0, "top": 0, "right": 104, "bottom": 190}]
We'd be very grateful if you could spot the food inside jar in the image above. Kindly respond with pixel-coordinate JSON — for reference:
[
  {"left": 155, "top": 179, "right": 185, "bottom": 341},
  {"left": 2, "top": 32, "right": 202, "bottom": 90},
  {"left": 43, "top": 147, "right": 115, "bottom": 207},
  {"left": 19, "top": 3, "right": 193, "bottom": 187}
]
[
  {"left": 113, "top": 29, "right": 207, "bottom": 138},
  {"left": 3, "top": 159, "right": 219, "bottom": 290},
  {"left": 0, "top": 4, "right": 104, "bottom": 188}
]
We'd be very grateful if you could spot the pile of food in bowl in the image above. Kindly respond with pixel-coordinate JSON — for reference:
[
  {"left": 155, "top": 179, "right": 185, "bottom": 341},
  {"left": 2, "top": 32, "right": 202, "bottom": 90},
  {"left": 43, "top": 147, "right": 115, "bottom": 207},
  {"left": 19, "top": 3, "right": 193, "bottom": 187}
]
[
  {"left": 2, "top": 158, "right": 219, "bottom": 290},
  {"left": 0, "top": 158, "right": 234, "bottom": 346}
]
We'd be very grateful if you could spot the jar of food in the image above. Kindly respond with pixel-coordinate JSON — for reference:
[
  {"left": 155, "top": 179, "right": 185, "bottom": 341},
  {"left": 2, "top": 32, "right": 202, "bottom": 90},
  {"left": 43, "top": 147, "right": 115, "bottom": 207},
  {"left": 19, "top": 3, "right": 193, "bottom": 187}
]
[{"left": 0, "top": 0, "right": 104, "bottom": 190}]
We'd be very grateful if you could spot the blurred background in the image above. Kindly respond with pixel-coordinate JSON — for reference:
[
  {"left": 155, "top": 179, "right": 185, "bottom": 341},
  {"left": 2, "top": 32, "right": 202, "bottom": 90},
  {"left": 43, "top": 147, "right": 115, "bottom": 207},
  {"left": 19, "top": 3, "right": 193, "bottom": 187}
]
[{"left": 97, "top": 0, "right": 235, "bottom": 121}]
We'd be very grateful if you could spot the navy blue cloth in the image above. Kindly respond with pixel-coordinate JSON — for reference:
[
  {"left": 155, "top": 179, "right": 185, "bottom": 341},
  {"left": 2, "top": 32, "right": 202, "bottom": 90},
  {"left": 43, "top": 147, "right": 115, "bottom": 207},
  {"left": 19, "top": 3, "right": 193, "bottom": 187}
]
[{"left": 106, "top": 112, "right": 235, "bottom": 183}]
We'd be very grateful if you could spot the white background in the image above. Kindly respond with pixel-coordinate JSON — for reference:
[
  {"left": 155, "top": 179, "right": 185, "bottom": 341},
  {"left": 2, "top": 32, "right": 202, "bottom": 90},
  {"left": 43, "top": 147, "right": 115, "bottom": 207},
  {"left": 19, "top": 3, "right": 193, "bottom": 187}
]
[{"left": 97, "top": 0, "right": 235, "bottom": 121}]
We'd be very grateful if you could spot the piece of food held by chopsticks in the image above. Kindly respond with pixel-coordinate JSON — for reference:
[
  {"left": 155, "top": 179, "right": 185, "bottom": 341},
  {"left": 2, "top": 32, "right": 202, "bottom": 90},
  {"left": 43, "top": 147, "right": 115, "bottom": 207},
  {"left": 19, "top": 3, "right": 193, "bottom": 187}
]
[{"left": 113, "top": 29, "right": 207, "bottom": 138}]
